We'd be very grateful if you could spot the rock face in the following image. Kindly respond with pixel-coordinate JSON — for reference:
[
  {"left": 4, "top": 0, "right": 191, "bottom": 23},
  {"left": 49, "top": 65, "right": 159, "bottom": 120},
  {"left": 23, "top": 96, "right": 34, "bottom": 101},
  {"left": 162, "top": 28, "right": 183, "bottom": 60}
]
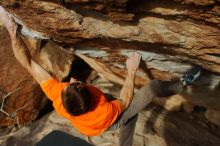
[
  {"left": 1, "top": 0, "right": 219, "bottom": 73},
  {"left": 0, "top": 27, "right": 43, "bottom": 128},
  {"left": 0, "top": 0, "right": 220, "bottom": 145}
]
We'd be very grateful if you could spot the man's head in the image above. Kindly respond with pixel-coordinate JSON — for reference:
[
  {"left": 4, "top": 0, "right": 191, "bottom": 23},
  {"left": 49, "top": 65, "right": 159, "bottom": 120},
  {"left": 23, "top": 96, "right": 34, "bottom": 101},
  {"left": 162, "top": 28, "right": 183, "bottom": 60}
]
[{"left": 61, "top": 78, "right": 92, "bottom": 116}]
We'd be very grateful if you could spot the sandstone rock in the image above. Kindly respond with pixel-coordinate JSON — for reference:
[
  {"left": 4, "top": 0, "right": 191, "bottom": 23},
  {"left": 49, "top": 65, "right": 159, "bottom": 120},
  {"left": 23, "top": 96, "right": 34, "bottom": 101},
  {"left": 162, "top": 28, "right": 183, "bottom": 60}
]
[
  {"left": 142, "top": 104, "right": 220, "bottom": 146},
  {"left": 182, "top": 83, "right": 220, "bottom": 110},
  {"left": 154, "top": 95, "right": 186, "bottom": 112},
  {"left": 205, "top": 109, "right": 220, "bottom": 126},
  {"left": 182, "top": 101, "right": 195, "bottom": 113},
  {"left": 154, "top": 95, "right": 195, "bottom": 113},
  {"left": 0, "top": 27, "right": 44, "bottom": 128},
  {"left": 0, "top": 0, "right": 220, "bottom": 145},
  {"left": 0, "top": 0, "right": 219, "bottom": 73}
]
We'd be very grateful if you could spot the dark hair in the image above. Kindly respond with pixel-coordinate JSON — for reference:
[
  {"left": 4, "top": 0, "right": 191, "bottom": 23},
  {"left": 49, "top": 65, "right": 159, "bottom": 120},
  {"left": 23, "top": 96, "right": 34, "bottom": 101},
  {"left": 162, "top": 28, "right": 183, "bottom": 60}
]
[{"left": 61, "top": 82, "right": 92, "bottom": 116}]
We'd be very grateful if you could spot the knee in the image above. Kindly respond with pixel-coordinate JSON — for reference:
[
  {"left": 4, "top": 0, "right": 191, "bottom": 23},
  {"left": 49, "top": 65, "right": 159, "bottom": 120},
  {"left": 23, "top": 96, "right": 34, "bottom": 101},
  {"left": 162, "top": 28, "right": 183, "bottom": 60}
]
[
  {"left": 149, "top": 79, "right": 161, "bottom": 93},
  {"left": 149, "top": 80, "right": 183, "bottom": 97}
]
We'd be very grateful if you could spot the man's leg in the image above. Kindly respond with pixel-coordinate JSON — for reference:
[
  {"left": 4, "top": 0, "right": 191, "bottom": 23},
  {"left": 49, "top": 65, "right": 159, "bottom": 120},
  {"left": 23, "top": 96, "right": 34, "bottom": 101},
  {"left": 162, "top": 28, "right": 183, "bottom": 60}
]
[
  {"left": 117, "top": 66, "right": 202, "bottom": 146},
  {"left": 119, "top": 115, "right": 138, "bottom": 146},
  {"left": 118, "top": 80, "right": 183, "bottom": 126},
  {"left": 116, "top": 80, "right": 183, "bottom": 146}
]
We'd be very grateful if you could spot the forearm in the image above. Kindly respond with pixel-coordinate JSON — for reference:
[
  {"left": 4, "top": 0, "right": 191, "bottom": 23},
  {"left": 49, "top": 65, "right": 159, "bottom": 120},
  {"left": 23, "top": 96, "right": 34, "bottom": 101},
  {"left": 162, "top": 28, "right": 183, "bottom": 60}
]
[
  {"left": 11, "top": 34, "right": 52, "bottom": 83},
  {"left": 120, "top": 70, "right": 136, "bottom": 110},
  {"left": 11, "top": 33, "right": 32, "bottom": 71},
  {"left": 1, "top": 8, "right": 52, "bottom": 84}
]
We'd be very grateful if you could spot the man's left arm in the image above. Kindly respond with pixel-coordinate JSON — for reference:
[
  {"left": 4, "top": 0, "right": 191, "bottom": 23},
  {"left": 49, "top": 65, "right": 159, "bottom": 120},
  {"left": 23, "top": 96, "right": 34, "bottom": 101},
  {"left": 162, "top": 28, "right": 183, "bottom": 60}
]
[
  {"left": 118, "top": 52, "right": 141, "bottom": 111},
  {"left": 11, "top": 29, "right": 52, "bottom": 84},
  {"left": 0, "top": 8, "right": 52, "bottom": 84}
]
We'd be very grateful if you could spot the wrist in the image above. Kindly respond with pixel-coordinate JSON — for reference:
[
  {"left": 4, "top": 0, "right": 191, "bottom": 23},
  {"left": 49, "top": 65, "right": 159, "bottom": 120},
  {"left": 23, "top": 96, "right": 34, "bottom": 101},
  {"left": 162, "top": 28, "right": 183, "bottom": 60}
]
[{"left": 127, "top": 69, "right": 136, "bottom": 75}]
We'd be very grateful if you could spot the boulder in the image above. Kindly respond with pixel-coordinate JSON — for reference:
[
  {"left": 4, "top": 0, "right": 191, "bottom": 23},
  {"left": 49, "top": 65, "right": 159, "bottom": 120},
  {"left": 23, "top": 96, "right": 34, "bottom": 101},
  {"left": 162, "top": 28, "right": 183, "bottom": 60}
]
[{"left": 0, "top": 0, "right": 220, "bottom": 144}]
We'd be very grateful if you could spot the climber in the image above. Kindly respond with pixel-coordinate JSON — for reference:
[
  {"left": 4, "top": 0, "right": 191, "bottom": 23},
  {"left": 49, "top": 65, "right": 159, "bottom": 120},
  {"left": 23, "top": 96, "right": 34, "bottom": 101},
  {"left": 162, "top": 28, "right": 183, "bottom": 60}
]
[{"left": 0, "top": 6, "right": 201, "bottom": 146}]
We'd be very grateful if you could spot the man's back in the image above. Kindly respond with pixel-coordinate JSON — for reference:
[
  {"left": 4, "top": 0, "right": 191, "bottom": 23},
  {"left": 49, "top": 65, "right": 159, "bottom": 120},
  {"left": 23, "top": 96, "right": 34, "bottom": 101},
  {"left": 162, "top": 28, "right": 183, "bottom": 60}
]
[{"left": 40, "top": 78, "right": 122, "bottom": 136}]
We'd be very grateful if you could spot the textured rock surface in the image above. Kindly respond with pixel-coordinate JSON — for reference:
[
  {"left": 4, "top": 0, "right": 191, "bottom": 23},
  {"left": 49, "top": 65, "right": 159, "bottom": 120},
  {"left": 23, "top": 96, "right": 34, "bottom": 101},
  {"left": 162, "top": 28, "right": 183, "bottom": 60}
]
[
  {"left": 205, "top": 109, "right": 220, "bottom": 126},
  {"left": 1, "top": 0, "right": 219, "bottom": 73},
  {"left": 0, "top": 27, "right": 44, "bottom": 128},
  {"left": 0, "top": 110, "right": 167, "bottom": 146},
  {"left": 3, "top": 109, "right": 218, "bottom": 146},
  {"left": 0, "top": 0, "right": 220, "bottom": 145}
]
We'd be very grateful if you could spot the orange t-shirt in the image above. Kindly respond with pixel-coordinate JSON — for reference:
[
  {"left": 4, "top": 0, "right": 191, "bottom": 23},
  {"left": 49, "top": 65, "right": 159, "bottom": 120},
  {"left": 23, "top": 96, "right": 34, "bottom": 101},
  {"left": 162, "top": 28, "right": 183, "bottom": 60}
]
[{"left": 40, "top": 78, "right": 122, "bottom": 136}]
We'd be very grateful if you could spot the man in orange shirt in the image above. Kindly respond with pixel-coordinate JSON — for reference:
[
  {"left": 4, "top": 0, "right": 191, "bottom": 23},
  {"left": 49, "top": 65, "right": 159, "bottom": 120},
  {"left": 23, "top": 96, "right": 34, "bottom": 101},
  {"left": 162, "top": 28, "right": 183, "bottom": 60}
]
[{"left": 1, "top": 7, "right": 200, "bottom": 146}]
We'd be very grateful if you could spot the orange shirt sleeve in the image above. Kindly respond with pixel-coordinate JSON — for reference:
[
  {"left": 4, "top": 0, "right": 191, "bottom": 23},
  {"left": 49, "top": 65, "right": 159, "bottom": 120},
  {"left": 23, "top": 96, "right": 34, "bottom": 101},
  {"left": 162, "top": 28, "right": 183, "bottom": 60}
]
[
  {"left": 40, "top": 78, "right": 68, "bottom": 101},
  {"left": 110, "top": 99, "right": 123, "bottom": 117},
  {"left": 40, "top": 78, "right": 72, "bottom": 119}
]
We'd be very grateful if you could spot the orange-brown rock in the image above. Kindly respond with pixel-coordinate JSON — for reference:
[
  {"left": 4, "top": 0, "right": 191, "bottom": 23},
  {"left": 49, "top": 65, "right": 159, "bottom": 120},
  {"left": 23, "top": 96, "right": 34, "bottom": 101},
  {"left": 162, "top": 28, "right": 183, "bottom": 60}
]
[
  {"left": 0, "top": 27, "right": 44, "bottom": 127},
  {"left": 0, "top": 0, "right": 219, "bottom": 73},
  {"left": 0, "top": 0, "right": 220, "bottom": 138}
]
